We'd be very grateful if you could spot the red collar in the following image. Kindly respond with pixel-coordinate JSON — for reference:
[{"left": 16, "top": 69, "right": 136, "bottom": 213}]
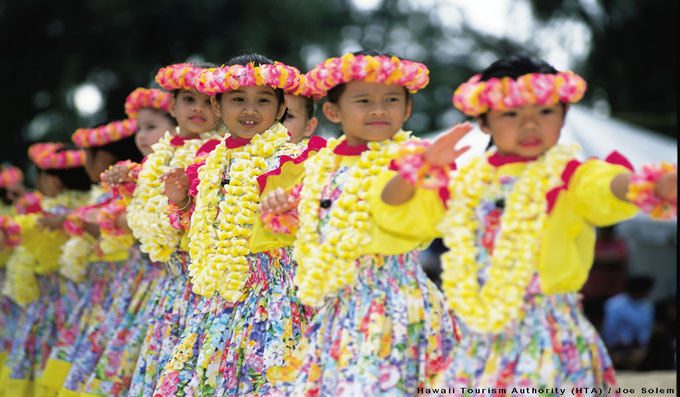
[
  {"left": 333, "top": 140, "right": 369, "bottom": 156},
  {"left": 170, "top": 134, "right": 201, "bottom": 147},
  {"left": 224, "top": 135, "right": 251, "bottom": 149},
  {"left": 487, "top": 152, "right": 537, "bottom": 167}
]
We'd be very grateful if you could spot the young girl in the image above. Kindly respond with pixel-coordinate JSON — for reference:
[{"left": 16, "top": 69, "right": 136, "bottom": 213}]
[
  {"left": 0, "top": 143, "right": 91, "bottom": 397},
  {"left": 377, "top": 55, "right": 677, "bottom": 394},
  {"left": 281, "top": 88, "right": 318, "bottom": 144},
  {"left": 79, "top": 87, "right": 177, "bottom": 397},
  {"left": 259, "top": 51, "right": 458, "bottom": 396},
  {"left": 152, "top": 54, "right": 319, "bottom": 396},
  {"left": 40, "top": 119, "right": 144, "bottom": 397},
  {"left": 124, "top": 62, "right": 224, "bottom": 397}
]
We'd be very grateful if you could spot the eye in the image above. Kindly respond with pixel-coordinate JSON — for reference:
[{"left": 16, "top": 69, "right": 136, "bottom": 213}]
[
  {"left": 355, "top": 98, "right": 369, "bottom": 103},
  {"left": 232, "top": 96, "right": 244, "bottom": 102},
  {"left": 183, "top": 96, "right": 194, "bottom": 103},
  {"left": 502, "top": 110, "right": 517, "bottom": 117},
  {"left": 386, "top": 97, "right": 400, "bottom": 103},
  {"left": 258, "top": 98, "right": 270, "bottom": 103},
  {"left": 540, "top": 108, "right": 554, "bottom": 115}
]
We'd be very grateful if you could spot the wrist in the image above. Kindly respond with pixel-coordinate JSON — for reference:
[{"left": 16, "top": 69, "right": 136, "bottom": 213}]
[{"left": 391, "top": 140, "right": 451, "bottom": 190}]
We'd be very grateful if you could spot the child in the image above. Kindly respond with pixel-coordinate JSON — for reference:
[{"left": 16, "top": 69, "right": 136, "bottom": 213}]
[
  {"left": 124, "top": 63, "right": 224, "bottom": 397},
  {"left": 80, "top": 87, "right": 176, "bottom": 397},
  {"left": 281, "top": 87, "right": 318, "bottom": 144},
  {"left": 40, "top": 118, "right": 144, "bottom": 397},
  {"left": 0, "top": 143, "right": 91, "bottom": 397},
  {"left": 152, "top": 54, "right": 319, "bottom": 396},
  {"left": 260, "top": 50, "right": 458, "bottom": 396},
  {"left": 377, "top": 55, "right": 677, "bottom": 393}
]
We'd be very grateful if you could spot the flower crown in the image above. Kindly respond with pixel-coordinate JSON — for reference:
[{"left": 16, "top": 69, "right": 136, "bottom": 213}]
[
  {"left": 453, "top": 71, "right": 587, "bottom": 116},
  {"left": 305, "top": 53, "right": 430, "bottom": 98},
  {"left": 124, "top": 88, "right": 172, "bottom": 119},
  {"left": 72, "top": 119, "right": 137, "bottom": 148},
  {"left": 0, "top": 165, "right": 23, "bottom": 188},
  {"left": 155, "top": 63, "right": 208, "bottom": 91},
  {"left": 195, "top": 62, "right": 303, "bottom": 96},
  {"left": 28, "top": 142, "right": 86, "bottom": 169}
]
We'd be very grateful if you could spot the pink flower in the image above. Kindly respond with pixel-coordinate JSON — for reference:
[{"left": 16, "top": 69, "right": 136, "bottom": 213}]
[{"left": 379, "top": 365, "right": 400, "bottom": 390}]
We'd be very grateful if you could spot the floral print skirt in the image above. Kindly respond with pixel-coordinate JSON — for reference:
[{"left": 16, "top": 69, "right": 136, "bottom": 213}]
[
  {"left": 0, "top": 268, "right": 22, "bottom": 369},
  {"left": 153, "top": 247, "right": 312, "bottom": 397},
  {"left": 432, "top": 292, "right": 619, "bottom": 396},
  {"left": 127, "top": 250, "right": 200, "bottom": 397},
  {"left": 267, "top": 251, "right": 458, "bottom": 397}
]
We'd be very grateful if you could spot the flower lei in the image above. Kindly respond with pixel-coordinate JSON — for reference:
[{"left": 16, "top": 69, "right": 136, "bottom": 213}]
[
  {"left": 196, "top": 62, "right": 303, "bottom": 95},
  {"left": 0, "top": 216, "right": 21, "bottom": 248},
  {"left": 127, "top": 129, "right": 222, "bottom": 262},
  {"left": 28, "top": 142, "right": 86, "bottom": 169},
  {"left": 391, "top": 140, "right": 451, "bottom": 189},
  {"left": 188, "top": 122, "right": 290, "bottom": 300},
  {"left": 156, "top": 63, "right": 206, "bottom": 91},
  {"left": 627, "top": 162, "right": 677, "bottom": 220},
  {"left": 437, "top": 144, "right": 579, "bottom": 333},
  {"left": 15, "top": 191, "right": 43, "bottom": 215},
  {"left": 59, "top": 234, "right": 95, "bottom": 283},
  {"left": 453, "top": 72, "right": 587, "bottom": 117},
  {"left": 125, "top": 88, "right": 172, "bottom": 119},
  {"left": 293, "top": 130, "right": 412, "bottom": 307},
  {"left": 3, "top": 246, "right": 39, "bottom": 306},
  {"left": 305, "top": 53, "right": 430, "bottom": 98},
  {"left": 72, "top": 119, "right": 138, "bottom": 148},
  {"left": 0, "top": 165, "right": 23, "bottom": 188}
]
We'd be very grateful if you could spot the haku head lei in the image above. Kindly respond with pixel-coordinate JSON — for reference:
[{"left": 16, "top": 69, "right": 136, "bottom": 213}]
[
  {"left": 453, "top": 71, "right": 587, "bottom": 117},
  {"left": 155, "top": 63, "right": 212, "bottom": 91},
  {"left": 28, "top": 142, "right": 86, "bottom": 169},
  {"left": 305, "top": 53, "right": 430, "bottom": 98},
  {"left": 0, "top": 165, "right": 23, "bottom": 188},
  {"left": 72, "top": 119, "right": 138, "bottom": 148},
  {"left": 195, "top": 62, "right": 303, "bottom": 96},
  {"left": 124, "top": 88, "right": 172, "bottom": 119}
]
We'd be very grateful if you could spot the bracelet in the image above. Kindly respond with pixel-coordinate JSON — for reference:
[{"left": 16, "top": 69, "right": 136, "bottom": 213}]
[
  {"left": 175, "top": 196, "right": 193, "bottom": 212},
  {"left": 627, "top": 162, "right": 677, "bottom": 220},
  {"left": 391, "top": 140, "right": 451, "bottom": 190},
  {"left": 260, "top": 184, "right": 302, "bottom": 234}
]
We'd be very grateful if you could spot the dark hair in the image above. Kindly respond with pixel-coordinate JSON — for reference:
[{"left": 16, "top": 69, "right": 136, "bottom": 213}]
[
  {"left": 89, "top": 134, "right": 143, "bottom": 163},
  {"left": 0, "top": 188, "right": 10, "bottom": 205},
  {"left": 281, "top": 95, "right": 316, "bottom": 123},
  {"left": 170, "top": 61, "right": 218, "bottom": 98},
  {"left": 43, "top": 145, "right": 91, "bottom": 191},
  {"left": 214, "top": 54, "right": 285, "bottom": 108},
  {"left": 624, "top": 275, "right": 655, "bottom": 297},
  {"left": 327, "top": 50, "right": 411, "bottom": 104}
]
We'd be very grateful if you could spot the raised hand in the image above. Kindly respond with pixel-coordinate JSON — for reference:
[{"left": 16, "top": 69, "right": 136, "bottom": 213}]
[
  {"left": 655, "top": 172, "right": 677, "bottom": 201},
  {"left": 38, "top": 213, "right": 67, "bottom": 230},
  {"left": 163, "top": 167, "right": 191, "bottom": 208},
  {"left": 259, "top": 187, "right": 297, "bottom": 214},
  {"left": 424, "top": 122, "right": 473, "bottom": 167},
  {"left": 101, "top": 163, "right": 134, "bottom": 186}
]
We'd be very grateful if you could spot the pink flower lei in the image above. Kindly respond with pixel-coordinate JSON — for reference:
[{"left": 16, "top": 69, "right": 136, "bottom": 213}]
[
  {"left": 28, "top": 142, "right": 86, "bottom": 170},
  {"left": 72, "top": 119, "right": 138, "bottom": 148},
  {"left": 0, "top": 166, "right": 23, "bottom": 189},
  {"left": 452, "top": 71, "right": 587, "bottom": 116},
  {"left": 304, "top": 53, "right": 430, "bottom": 98},
  {"left": 195, "top": 62, "right": 303, "bottom": 96},
  {"left": 155, "top": 63, "right": 207, "bottom": 91},
  {"left": 124, "top": 88, "right": 172, "bottom": 119}
]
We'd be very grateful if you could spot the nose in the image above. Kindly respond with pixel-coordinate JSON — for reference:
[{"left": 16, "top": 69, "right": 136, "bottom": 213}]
[{"left": 369, "top": 103, "right": 387, "bottom": 116}]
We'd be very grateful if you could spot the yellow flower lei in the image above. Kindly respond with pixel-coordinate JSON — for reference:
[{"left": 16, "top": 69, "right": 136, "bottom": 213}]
[
  {"left": 127, "top": 128, "right": 223, "bottom": 262},
  {"left": 293, "top": 130, "right": 412, "bottom": 307},
  {"left": 189, "top": 122, "right": 291, "bottom": 301},
  {"left": 437, "top": 144, "right": 579, "bottom": 333}
]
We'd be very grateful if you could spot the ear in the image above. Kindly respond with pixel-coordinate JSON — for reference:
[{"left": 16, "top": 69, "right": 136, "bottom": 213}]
[
  {"left": 169, "top": 96, "right": 177, "bottom": 118},
  {"left": 276, "top": 102, "right": 286, "bottom": 120},
  {"left": 476, "top": 116, "right": 492, "bottom": 135},
  {"left": 403, "top": 99, "right": 413, "bottom": 122},
  {"left": 322, "top": 102, "right": 342, "bottom": 124},
  {"left": 304, "top": 117, "right": 318, "bottom": 137},
  {"left": 210, "top": 96, "right": 221, "bottom": 117}
]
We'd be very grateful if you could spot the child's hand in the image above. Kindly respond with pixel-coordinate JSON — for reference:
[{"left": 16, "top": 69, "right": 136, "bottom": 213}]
[
  {"left": 424, "top": 122, "right": 473, "bottom": 167},
  {"left": 163, "top": 167, "right": 190, "bottom": 208},
  {"left": 655, "top": 172, "right": 677, "bottom": 200},
  {"left": 101, "top": 164, "right": 133, "bottom": 186},
  {"left": 38, "top": 214, "right": 67, "bottom": 230},
  {"left": 259, "top": 187, "right": 297, "bottom": 214}
]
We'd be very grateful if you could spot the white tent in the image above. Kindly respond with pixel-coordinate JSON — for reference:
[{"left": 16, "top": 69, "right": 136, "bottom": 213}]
[{"left": 423, "top": 106, "right": 677, "bottom": 301}]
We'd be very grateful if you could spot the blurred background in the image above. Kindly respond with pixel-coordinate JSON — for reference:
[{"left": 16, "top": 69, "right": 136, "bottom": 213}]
[{"left": 1, "top": 0, "right": 676, "bottom": 374}]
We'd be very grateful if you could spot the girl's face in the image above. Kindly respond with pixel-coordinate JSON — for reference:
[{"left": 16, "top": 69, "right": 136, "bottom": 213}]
[
  {"left": 323, "top": 80, "right": 413, "bottom": 146},
  {"left": 478, "top": 103, "right": 567, "bottom": 158},
  {"left": 84, "top": 148, "right": 115, "bottom": 182},
  {"left": 283, "top": 94, "right": 318, "bottom": 143},
  {"left": 135, "top": 108, "right": 175, "bottom": 156},
  {"left": 170, "top": 89, "right": 221, "bottom": 136},
  {"left": 212, "top": 85, "right": 285, "bottom": 140},
  {"left": 36, "top": 171, "right": 61, "bottom": 197}
]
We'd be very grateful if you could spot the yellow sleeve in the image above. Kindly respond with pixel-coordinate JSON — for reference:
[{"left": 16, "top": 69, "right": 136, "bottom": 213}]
[
  {"left": 367, "top": 170, "right": 447, "bottom": 243},
  {"left": 565, "top": 159, "right": 639, "bottom": 226}
]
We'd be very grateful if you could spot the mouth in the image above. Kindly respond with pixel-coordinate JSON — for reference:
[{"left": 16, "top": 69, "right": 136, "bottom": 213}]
[
  {"left": 518, "top": 137, "right": 541, "bottom": 147},
  {"left": 365, "top": 120, "right": 390, "bottom": 127},
  {"left": 189, "top": 115, "right": 206, "bottom": 124},
  {"left": 239, "top": 119, "right": 259, "bottom": 128}
]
